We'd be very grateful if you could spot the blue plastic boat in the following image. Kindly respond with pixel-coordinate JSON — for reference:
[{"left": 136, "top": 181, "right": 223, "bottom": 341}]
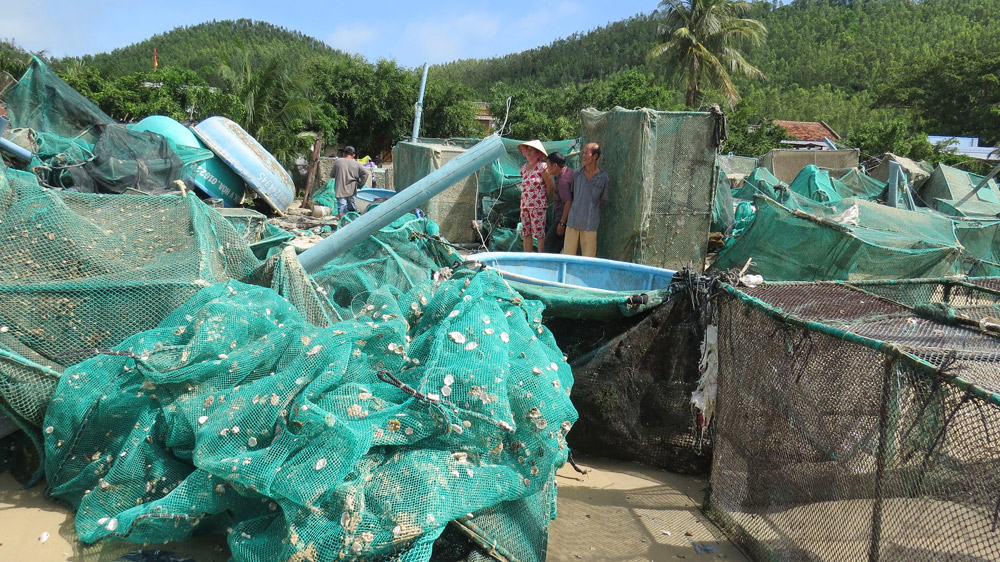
[
  {"left": 192, "top": 116, "right": 295, "bottom": 214},
  {"left": 356, "top": 188, "right": 397, "bottom": 213},
  {"left": 133, "top": 115, "right": 247, "bottom": 207},
  {"left": 467, "top": 252, "right": 675, "bottom": 293}
]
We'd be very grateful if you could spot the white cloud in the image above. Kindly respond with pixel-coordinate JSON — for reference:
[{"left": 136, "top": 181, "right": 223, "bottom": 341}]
[
  {"left": 325, "top": 23, "right": 380, "bottom": 57},
  {"left": 397, "top": 12, "right": 501, "bottom": 65}
]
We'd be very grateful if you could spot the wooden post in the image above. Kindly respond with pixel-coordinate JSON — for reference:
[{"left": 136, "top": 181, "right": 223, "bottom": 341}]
[{"left": 301, "top": 133, "right": 323, "bottom": 209}]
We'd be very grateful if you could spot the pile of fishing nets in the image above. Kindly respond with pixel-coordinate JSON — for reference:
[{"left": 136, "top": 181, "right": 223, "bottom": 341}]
[{"left": 0, "top": 162, "right": 576, "bottom": 561}]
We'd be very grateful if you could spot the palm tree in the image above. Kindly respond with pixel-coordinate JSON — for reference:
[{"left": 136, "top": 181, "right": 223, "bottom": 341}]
[
  {"left": 649, "top": 0, "right": 767, "bottom": 108},
  {"left": 218, "top": 47, "right": 316, "bottom": 166}
]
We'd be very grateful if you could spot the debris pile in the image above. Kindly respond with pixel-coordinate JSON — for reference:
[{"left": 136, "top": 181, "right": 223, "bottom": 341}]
[{"left": 0, "top": 55, "right": 578, "bottom": 562}]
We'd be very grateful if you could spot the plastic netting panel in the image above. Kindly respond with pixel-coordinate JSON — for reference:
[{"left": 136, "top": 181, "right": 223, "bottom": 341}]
[
  {"left": 739, "top": 283, "right": 909, "bottom": 323},
  {"left": 0, "top": 165, "right": 280, "bottom": 463},
  {"left": 849, "top": 279, "right": 1000, "bottom": 323},
  {"left": 4, "top": 57, "right": 113, "bottom": 144},
  {"left": 0, "top": 167, "right": 259, "bottom": 365},
  {"left": 738, "top": 282, "right": 1000, "bottom": 393},
  {"left": 42, "top": 270, "right": 577, "bottom": 562},
  {"left": 580, "top": 108, "right": 718, "bottom": 269},
  {"left": 709, "top": 290, "right": 1000, "bottom": 562}
]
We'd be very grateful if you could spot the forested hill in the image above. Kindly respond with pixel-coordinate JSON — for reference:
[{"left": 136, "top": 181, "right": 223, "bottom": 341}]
[
  {"left": 433, "top": 14, "right": 661, "bottom": 93},
  {"left": 437, "top": 0, "right": 1000, "bottom": 98},
  {"left": 2, "top": 1, "right": 998, "bottom": 162},
  {"left": 431, "top": 0, "right": 1000, "bottom": 159},
  {"left": 82, "top": 19, "right": 349, "bottom": 78}
]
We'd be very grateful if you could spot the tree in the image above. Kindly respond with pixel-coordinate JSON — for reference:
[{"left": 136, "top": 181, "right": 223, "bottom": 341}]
[
  {"left": 217, "top": 47, "right": 319, "bottom": 166},
  {"left": 0, "top": 39, "right": 30, "bottom": 79},
  {"left": 649, "top": 0, "right": 767, "bottom": 108},
  {"left": 875, "top": 47, "right": 1000, "bottom": 147}
]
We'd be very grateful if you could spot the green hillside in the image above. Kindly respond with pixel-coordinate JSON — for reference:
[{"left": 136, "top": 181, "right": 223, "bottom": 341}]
[{"left": 82, "top": 19, "right": 349, "bottom": 79}]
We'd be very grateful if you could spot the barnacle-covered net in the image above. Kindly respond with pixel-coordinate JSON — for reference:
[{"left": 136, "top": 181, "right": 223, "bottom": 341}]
[
  {"left": 43, "top": 271, "right": 577, "bottom": 561},
  {"left": 0, "top": 155, "right": 576, "bottom": 560},
  {"left": 707, "top": 278, "right": 1000, "bottom": 561},
  {"left": 0, "top": 164, "right": 269, "bottom": 452}
]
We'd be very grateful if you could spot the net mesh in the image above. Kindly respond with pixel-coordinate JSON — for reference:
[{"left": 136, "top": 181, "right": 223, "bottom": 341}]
[
  {"left": 3, "top": 57, "right": 210, "bottom": 195},
  {"left": 580, "top": 107, "right": 721, "bottom": 269},
  {"left": 712, "top": 194, "right": 1000, "bottom": 281},
  {"left": 42, "top": 270, "right": 576, "bottom": 562},
  {"left": 0, "top": 157, "right": 577, "bottom": 560},
  {"left": 565, "top": 289, "right": 712, "bottom": 474},
  {"left": 707, "top": 279, "right": 1000, "bottom": 561}
]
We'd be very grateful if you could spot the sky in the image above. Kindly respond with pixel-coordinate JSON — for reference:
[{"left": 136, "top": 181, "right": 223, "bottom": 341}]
[{"left": 1, "top": 0, "right": 659, "bottom": 69}]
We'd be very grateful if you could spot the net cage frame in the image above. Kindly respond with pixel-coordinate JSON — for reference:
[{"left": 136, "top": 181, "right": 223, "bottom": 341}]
[{"left": 706, "top": 277, "right": 1000, "bottom": 562}]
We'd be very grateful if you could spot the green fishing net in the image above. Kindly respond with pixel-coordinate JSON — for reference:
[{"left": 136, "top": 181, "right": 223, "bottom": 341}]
[{"left": 43, "top": 269, "right": 576, "bottom": 561}]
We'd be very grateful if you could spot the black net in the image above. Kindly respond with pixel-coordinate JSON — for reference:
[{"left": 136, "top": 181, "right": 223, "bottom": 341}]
[
  {"left": 565, "top": 286, "right": 712, "bottom": 474},
  {"left": 707, "top": 279, "right": 1000, "bottom": 561}
]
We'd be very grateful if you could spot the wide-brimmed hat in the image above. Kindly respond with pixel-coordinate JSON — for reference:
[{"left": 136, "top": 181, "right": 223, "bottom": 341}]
[{"left": 517, "top": 139, "right": 547, "bottom": 158}]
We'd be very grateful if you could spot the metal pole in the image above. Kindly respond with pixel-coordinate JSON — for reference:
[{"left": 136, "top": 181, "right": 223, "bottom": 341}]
[
  {"left": 411, "top": 63, "right": 429, "bottom": 143},
  {"left": 298, "top": 134, "right": 505, "bottom": 274},
  {"left": 953, "top": 161, "right": 1000, "bottom": 209}
]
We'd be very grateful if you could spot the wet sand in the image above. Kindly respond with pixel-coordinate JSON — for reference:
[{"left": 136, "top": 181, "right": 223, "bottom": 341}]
[{"left": 0, "top": 455, "right": 746, "bottom": 562}]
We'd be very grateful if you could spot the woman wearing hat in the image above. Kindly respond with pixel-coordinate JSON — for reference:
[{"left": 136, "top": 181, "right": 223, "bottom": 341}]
[{"left": 517, "top": 139, "right": 548, "bottom": 252}]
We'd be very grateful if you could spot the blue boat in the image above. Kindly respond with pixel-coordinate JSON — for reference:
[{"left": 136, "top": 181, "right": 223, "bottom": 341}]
[
  {"left": 467, "top": 252, "right": 675, "bottom": 293},
  {"left": 356, "top": 188, "right": 397, "bottom": 213},
  {"left": 133, "top": 115, "right": 247, "bottom": 207},
  {"left": 192, "top": 116, "right": 295, "bottom": 214}
]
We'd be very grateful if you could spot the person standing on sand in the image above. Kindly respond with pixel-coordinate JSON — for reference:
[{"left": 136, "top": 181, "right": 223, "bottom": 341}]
[
  {"left": 517, "top": 139, "right": 548, "bottom": 253},
  {"left": 541, "top": 151, "right": 574, "bottom": 254},
  {"left": 562, "top": 142, "right": 608, "bottom": 257},
  {"left": 330, "top": 146, "right": 372, "bottom": 220}
]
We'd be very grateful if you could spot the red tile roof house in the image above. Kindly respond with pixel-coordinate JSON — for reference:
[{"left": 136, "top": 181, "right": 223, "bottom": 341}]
[{"left": 773, "top": 120, "right": 841, "bottom": 150}]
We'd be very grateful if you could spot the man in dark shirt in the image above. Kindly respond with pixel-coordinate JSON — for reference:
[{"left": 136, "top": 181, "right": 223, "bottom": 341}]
[
  {"left": 562, "top": 143, "right": 609, "bottom": 257},
  {"left": 541, "top": 151, "right": 574, "bottom": 253}
]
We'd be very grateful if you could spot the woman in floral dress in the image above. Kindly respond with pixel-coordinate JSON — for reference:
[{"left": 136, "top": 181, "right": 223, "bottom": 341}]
[{"left": 517, "top": 139, "right": 548, "bottom": 252}]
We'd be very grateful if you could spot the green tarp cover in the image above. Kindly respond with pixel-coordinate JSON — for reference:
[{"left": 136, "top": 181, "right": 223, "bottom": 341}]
[
  {"left": 835, "top": 168, "right": 886, "bottom": 200},
  {"left": 955, "top": 219, "right": 1000, "bottom": 265},
  {"left": 787, "top": 164, "right": 843, "bottom": 203},
  {"left": 920, "top": 164, "right": 1000, "bottom": 218},
  {"left": 732, "top": 167, "right": 785, "bottom": 201},
  {"left": 712, "top": 194, "right": 974, "bottom": 281}
]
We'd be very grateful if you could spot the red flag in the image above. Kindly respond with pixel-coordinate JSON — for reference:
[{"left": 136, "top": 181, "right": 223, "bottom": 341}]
[{"left": 153, "top": 48, "right": 158, "bottom": 69}]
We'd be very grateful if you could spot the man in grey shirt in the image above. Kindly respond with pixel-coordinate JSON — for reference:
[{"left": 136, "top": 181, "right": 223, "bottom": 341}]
[
  {"left": 562, "top": 142, "right": 609, "bottom": 257},
  {"left": 330, "top": 146, "right": 372, "bottom": 219}
]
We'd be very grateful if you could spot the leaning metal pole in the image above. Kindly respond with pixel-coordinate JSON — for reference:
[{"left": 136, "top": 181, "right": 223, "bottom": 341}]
[
  {"left": 411, "top": 63, "right": 429, "bottom": 143},
  {"left": 298, "top": 134, "right": 505, "bottom": 274}
]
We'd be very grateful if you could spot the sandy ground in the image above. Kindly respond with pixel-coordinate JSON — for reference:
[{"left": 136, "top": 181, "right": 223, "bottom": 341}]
[
  {"left": 0, "top": 455, "right": 746, "bottom": 562},
  {"left": 548, "top": 457, "right": 747, "bottom": 562}
]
